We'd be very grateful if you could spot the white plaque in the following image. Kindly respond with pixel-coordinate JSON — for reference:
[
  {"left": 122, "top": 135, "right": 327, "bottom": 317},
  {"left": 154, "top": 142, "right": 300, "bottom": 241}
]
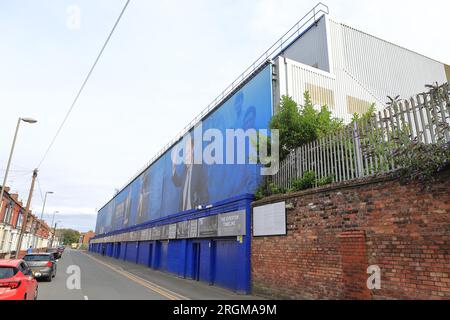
[{"left": 253, "top": 201, "right": 286, "bottom": 236}]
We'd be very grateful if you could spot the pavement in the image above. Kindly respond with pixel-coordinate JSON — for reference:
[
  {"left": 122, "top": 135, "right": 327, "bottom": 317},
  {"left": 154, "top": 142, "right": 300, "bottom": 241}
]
[{"left": 38, "top": 248, "right": 261, "bottom": 300}]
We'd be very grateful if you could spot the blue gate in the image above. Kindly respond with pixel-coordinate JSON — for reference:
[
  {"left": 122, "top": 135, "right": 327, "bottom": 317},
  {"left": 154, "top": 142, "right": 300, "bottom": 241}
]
[
  {"left": 213, "top": 239, "right": 238, "bottom": 291},
  {"left": 119, "top": 242, "right": 127, "bottom": 260},
  {"left": 137, "top": 241, "right": 152, "bottom": 266},
  {"left": 125, "top": 241, "right": 138, "bottom": 263},
  {"left": 159, "top": 241, "right": 169, "bottom": 271}
]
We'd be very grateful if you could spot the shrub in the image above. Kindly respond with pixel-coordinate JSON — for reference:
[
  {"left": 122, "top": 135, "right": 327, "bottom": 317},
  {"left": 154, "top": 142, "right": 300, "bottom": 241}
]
[
  {"left": 254, "top": 181, "right": 287, "bottom": 200},
  {"left": 269, "top": 93, "right": 343, "bottom": 161},
  {"left": 317, "top": 174, "right": 334, "bottom": 186},
  {"left": 291, "top": 171, "right": 316, "bottom": 191}
]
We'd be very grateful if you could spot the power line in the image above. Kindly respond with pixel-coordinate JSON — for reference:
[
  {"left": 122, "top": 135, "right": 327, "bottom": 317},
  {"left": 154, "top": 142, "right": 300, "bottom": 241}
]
[
  {"left": 36, "top": 0, "right": 131, "bottom": 169},
  {"left": 36, "top": 176, "right": 45, "bottom": 204}
]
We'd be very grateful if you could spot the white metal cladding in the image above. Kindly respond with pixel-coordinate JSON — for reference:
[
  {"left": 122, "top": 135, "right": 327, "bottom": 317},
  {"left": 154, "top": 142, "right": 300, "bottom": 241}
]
[
  {"left": 283, "top": 57, "right": 379, "bottom": 122},
  {"left": 277, "top": 15, "right": 448, "bottom": 123},
  {"left": 283, "top": 15, "right": 330, "bottom": 72},
  {"left": 327, "top": 17, "right": 447, "bottom": 103}
]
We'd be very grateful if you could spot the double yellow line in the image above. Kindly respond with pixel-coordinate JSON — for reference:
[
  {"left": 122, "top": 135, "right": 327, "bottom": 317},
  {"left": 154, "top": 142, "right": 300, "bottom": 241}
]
[{"left": 82, "top": 252, "right": 188, "bottom": 300}]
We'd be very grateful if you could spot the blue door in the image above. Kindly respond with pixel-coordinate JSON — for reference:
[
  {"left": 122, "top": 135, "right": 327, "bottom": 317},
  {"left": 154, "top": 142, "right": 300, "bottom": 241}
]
[
  {"left": 213, "top": 240, "right": 238, "bottom": 291},
  {"left": 137, "top": 241, "right": 152, "bottom": 266},
  {"left": 120, "top": 242, "right": 127, "bottom": 260},
  {"left": 115, "top": 243, "right": 121, "bottom": 259},
  {"left": 192, "top": 243, "right": 201, "bottom": 281},
  {"left": 147, "top": 243, "right": 153, "bottom": 268},
  {"left": 106, "top": 243, "right": 113, "bottom": 257},
  {"left": 159, "top": 241, "right": 169, "bottom": 271},
  {"left": 126, "top": 241, "right": 138, "bottom": 263}
]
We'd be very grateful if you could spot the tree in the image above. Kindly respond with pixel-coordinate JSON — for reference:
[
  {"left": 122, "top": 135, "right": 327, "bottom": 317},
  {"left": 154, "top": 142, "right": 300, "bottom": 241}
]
[
  {"left": 269, "top": 95, "right": 303, "bottom": 160},
  {"left": 59, "top": 229, "right": 81, "bottom": 245},
  {"left": 269, "top": 92, "right": 343, "bottom": 160}
]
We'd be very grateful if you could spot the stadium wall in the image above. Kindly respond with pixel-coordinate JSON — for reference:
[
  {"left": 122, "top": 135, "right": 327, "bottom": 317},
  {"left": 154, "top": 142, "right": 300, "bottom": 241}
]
[{"left": 90, "top": 64, "right": 273, "bottom": 293}]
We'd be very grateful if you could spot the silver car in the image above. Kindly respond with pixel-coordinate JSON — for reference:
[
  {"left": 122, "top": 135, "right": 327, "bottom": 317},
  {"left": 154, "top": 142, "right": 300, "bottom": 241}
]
[{"left": 22, "top": 253, "right": 57, "bottom": 282}]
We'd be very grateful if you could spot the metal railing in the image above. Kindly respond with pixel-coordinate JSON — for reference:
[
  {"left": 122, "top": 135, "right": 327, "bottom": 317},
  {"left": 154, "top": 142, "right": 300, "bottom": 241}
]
[
  {"left": 109, "top": 3, "right": 330, "bottom": 202},
  {"left": 272, "top": 83, "right": 450, "bottom": 190}
]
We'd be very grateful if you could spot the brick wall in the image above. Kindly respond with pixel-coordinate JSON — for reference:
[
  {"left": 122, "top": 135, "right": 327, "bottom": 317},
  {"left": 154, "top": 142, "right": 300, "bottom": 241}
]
[{"left": 251, "top": 169, "right": 450, "bottom": 300}]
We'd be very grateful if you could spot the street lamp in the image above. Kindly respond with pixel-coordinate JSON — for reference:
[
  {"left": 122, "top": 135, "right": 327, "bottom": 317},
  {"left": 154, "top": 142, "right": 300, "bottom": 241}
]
[
  {"left": 50, "top": 211, "right": 59, "bottom": 230},
  {"left": 40, "top": 191, "right": 54, "bottom": 220},
  {"left": 20, "top": 118, "right": 38, "bottom": 124},
  {"left": 0, "top": 117, "right": 38, "bottom": 212},
  {"left": 50, "top": 220, "right": 62, "bottom": 248}
]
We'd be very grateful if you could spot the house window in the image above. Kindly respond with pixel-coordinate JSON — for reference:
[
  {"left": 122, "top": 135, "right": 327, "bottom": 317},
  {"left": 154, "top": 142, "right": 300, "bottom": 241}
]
[
  {"left": 0, "top": 230, "right": 7, "bottom": 251},
  {"left": 3, "top": 204, "right": 13, "bottom": 225},
  {"left": 16, "top": 211, "right": 23, "bottom": 229}
]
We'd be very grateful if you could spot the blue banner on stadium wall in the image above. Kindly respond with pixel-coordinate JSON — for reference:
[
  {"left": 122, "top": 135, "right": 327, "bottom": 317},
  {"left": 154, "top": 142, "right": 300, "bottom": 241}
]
[{"left": 96, "top": 65, "right": 273, "bottom": 234}]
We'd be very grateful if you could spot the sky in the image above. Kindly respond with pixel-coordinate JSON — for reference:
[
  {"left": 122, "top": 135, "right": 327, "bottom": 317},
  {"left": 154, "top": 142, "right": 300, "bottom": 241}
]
[{"left": 0, "top": 0, "right": 449, "bottom": 232}]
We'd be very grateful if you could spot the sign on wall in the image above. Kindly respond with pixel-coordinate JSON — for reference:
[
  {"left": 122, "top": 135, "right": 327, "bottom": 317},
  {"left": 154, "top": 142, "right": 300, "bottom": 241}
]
[
  {"left": 139, "top": 229, "right": 150, "bottom": 241},
  {"left": 177, "top": 221, "right": 189, "bottom": 239},
  {"left": 218, "top": 210, "right": 246, "bottom": 237},
  {"left": 160, "top": 225, "right": 169, "bottom": 240},
  {"left": 253, "top": 201, "right": 286, "bottom": 236},
  {"left": 168, "top": 224, "right": 177, "bottom": 239},
  {"left": 198, "top": 215, "right": 218, "bottom": 238},
  {"left": 152, "top": 226, "right": 161, "bottom": 240},
  {"left": 189, "top": 220, "right": 198, "bottom": 238},
  {"left": 96, "top": 210, "right": 248, "bottom": 242}
]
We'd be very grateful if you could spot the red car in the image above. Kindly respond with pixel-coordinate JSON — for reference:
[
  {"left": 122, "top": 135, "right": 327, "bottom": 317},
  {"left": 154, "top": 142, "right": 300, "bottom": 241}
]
[{"left": 0, "top": 259, "right": 38, "bottom": 300}]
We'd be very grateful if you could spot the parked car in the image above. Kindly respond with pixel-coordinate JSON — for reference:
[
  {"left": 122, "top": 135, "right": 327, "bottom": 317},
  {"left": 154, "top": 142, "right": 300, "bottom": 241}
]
[
  {"left": 47, "top": 247, "right": 62, "bottom": 259},
  {"left": 57, "top": 246, "right": 65, "bottom": 256},
  {"left": 22, "top": 253, "right": 57, "bottom": 282},
  {"left": 0, "top": 259, "right": 38, "bottom": 300}
]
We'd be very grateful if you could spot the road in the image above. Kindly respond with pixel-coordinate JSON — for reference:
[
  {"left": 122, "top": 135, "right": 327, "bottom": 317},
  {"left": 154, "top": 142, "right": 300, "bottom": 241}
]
[
  {"left": 38, "top": 249, "right": 170, "bottom": 300},
  {"left": 38, "top": 249, "right": 259, "bottom": 300}
]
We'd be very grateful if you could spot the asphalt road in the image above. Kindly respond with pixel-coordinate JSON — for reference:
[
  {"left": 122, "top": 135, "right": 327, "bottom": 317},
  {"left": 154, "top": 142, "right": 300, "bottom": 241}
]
[
  {"left": 38, "top": 249, "right": 259, "bottom": 300},
  {"left": 38, "top": 249, "right": 169, "bottom": 300}
]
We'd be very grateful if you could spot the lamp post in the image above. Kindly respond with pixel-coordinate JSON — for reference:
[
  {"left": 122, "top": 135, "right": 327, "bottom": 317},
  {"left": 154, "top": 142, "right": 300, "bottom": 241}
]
[
  {"left": 40, "top": 191, "right": 54, "bottom": 220},
  {"left": 14, "top": 168, "right": 38, "bottom": 258},
  {"left": 0, "top": 117, "right": 37, "bottom": 213},
  {"left": 50, "top": 210, "right": 59, "bottom": 230},
  {"left": 50, "top": 220, "right": 62, "bottom": 248}
]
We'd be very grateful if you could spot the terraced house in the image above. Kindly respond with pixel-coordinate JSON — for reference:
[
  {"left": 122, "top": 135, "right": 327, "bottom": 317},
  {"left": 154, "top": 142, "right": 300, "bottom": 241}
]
[{"left": 0, "top": 186, "right": 52, "bottom": 258}]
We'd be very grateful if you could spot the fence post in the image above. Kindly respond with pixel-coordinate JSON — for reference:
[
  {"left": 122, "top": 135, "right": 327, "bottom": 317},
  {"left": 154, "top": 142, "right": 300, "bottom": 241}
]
[{"left": 353, "top": 121, "right": 364, "bottom": 178}]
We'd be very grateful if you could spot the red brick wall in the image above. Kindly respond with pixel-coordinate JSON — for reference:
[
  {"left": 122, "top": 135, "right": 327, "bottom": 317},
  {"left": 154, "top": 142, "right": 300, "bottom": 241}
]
[
  {"left": 339, "top": 230, "right": 371, "bottom": 299},
  {"left": 251, "top": 169, "right": 450, "bottom": 300},
  {"left": 82, "top": 231, "right": 95, "bottom": 245}
]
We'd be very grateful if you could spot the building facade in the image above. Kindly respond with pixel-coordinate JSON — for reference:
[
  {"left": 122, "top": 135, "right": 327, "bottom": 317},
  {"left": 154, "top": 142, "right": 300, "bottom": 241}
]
[
  {"left": 273, "top": 14, "right": 449, "bottom": 122},
  {"left": 0, "top": 186, "right": 51, "bottom": 258},
  {"left": 80, "top": 230, "right": 95, "bottom": 245},
  {"left": 91, "top": 7, "right": 449, "bottom": 294}
]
